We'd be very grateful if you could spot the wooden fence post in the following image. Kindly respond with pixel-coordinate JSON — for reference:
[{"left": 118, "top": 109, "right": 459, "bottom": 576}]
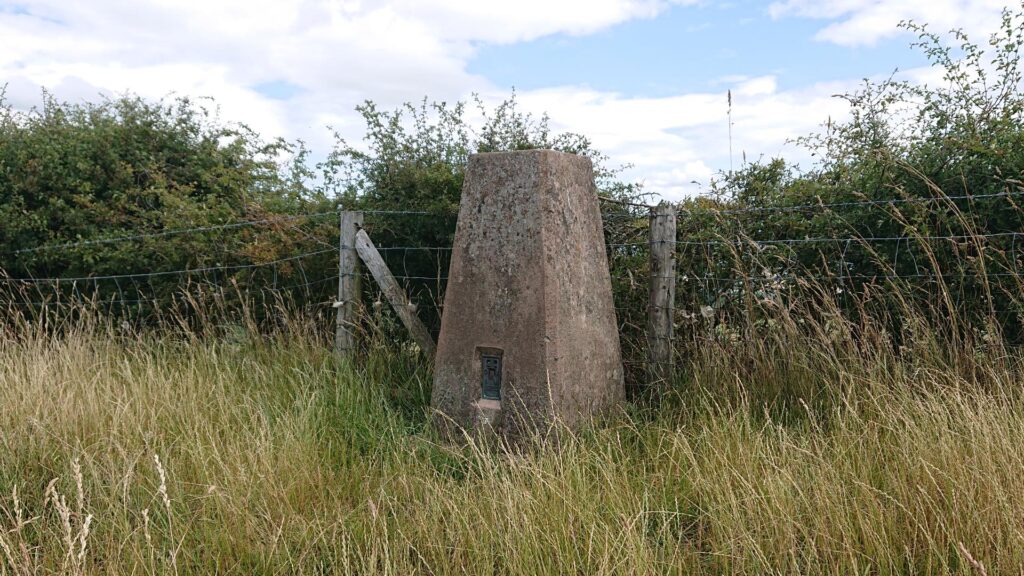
[
  {"left": 648, "top": 203, "right": 676, "bottom": 389},
  {"left": 354, "top": 229, "right": 437, "bottom": 359},
  {"left": 335, "top": 210, "right": 364, "bottom": 358}
]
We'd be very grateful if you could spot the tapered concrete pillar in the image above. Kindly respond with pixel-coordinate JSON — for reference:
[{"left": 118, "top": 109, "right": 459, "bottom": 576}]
[{"left": 432, "top": 150, "right": 625, "bottom": 440}]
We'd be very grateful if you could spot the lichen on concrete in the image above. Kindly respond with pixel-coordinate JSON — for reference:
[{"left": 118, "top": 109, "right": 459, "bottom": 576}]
[{"left": 432, "top": 149, "right": 625, "bottom": 441}]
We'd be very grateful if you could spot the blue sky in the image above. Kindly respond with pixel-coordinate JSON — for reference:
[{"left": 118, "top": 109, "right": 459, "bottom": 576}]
[
  {"left": 470, "top": 1, "right": 929, "bottom": 97},
  {"left": 0, "top": 0, "right": 1012, "bottom": 199}
]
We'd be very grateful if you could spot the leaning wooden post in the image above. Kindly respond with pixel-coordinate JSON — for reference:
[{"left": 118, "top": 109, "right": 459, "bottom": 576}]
[
  {"left": 335, "top": 210, "right": 364, "bottom": 358},
  {"left": 648, "top": 202, "right": 676, "bottom": 389},
  {"left": 354, "top": 229, "right": 437, "bottom": 359}
]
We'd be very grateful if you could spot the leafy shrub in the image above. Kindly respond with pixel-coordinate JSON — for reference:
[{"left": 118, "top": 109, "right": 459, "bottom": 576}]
[{"left": 676, "top": 6, "right": 1024, "bottom": 350}]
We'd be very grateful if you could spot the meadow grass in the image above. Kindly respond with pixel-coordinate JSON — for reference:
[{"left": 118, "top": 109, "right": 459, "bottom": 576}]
[{"left": 1, "top": 306, "right": 1024, "bottom": 575}]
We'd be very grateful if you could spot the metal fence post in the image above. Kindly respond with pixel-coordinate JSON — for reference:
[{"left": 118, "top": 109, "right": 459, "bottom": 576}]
[{"left": 335, "top": 210, "right": 364, "bottom": 358}]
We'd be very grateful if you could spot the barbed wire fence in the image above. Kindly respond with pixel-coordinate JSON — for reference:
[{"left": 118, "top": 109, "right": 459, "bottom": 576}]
[{"left": 3, "top": 190, "right": 1023, "bottom": 390}]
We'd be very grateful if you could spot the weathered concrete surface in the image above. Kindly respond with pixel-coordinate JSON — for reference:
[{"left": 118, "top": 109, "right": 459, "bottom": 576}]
[{"left": 432, "top": 150, "right": 624, "bottom": 440}]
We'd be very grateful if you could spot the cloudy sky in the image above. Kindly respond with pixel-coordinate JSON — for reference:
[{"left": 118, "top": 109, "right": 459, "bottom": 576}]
[{"left": 0, "top": 0, "right": 1014, "bottom": 200}]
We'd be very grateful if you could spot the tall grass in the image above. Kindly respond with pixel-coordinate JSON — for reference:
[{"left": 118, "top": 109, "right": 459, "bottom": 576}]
[{"left": 1, "top": 293, "right": 1024, "bottom": 575}]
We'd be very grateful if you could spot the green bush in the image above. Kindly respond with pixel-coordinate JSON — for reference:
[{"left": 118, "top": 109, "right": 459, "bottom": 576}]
[
  {"left": 0, "top": 90, "right": 643, "bottom": 343},
  {"left": 318, "top": 94, "right": 645, "bottom": 340},
  {"left": 675, "top": 6, "right": 1024, "bottom": 348},
  {"left": 0, "top": 92, "right": 336, "bottom": 322}
]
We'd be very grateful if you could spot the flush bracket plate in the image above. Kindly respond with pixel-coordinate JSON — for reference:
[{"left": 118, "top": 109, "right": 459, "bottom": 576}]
[{"left": 481, "top": 354, "right": 502, "bottom": 400}]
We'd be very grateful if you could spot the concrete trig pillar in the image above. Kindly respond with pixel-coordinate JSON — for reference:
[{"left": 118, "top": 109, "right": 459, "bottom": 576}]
[{"left": 432, "top": 150, "right": 625, "bottom": 440}]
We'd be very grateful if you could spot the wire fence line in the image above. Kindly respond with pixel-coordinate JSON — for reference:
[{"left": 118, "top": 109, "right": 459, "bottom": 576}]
[
  {"left": 4, "top": 211, "right": 339, "bottom": 256},
  {"left": 3, "top": 196, "right": 1023, "bottom": 381},
  {"left": 674, "top": 189, "right": 1024, "bottom": 216},
  {"left": 8, "top": 200, "right": 1016, "bottom": 280},
  {"left": 0, "top": 207, "right": 451, "bottom": 303},
  {"left": 3, "top": 208, "right": 450, "bottom": 257},
  {"left": 604, "top": 231, "right": 1023, "bottom": 249},
  {"left": 1, "top": 248, "right": 337, "bottom": 283},
  {"left": 2, "top": 211, "right": 1019, "bottom": 290},
  {"left": 595, "top": 187, "right": 1024, "bottom": 214}
]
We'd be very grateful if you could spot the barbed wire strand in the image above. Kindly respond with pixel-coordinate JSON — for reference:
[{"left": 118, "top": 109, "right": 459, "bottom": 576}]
[
  {"left": 4, "top": 208, "right": 463, "bottom": 257},
  {"left": 677, "top": 189, "right": 1024, "bottom": 217},
  {"left": 1, "top": 248, "right": 335, "bottom": 284},
  {"left": 608, "top": 231, "right": 1021, "bottom": 249}
]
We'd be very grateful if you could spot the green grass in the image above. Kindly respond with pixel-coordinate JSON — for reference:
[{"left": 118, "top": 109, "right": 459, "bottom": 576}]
[{"left": 2, "top": 311, "right": 1024, "bottom": 575}]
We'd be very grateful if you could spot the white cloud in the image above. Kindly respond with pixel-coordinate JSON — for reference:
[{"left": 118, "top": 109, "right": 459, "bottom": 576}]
[
  {"left": 360, "top": 0, "right": 698, "bottom": 44},
  {"left": 2, "top": 0, "right": 1012, "bottom": 203},
  {"left": 768, "top": 0, "right": 1008, "bottom": 46},
  {"left": 1, "top": 0, "right": 698, "bottom": 159},
  {"left": 511, "top": 76, "right": 853, "bottom": 200}
]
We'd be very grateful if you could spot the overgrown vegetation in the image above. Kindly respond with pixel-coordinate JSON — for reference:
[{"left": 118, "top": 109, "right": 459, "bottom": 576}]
[
  {"left": 319, "top": 93, "right": 641, "bottom": 334},
  {"left": 0, "top": 91, "right": 339, "bottom": 323},
  {"left": 675, "top": 7, "right": 1024, "bottom": 352},
  {"left": 2, "top": 293, "right": 1023, "bottom": 574},
  {"left": 3, "top": 7, "right": 1024, "bottom": 574},
  {"left": 0, "top": 90, "right": 639, "bottom": 336}
]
